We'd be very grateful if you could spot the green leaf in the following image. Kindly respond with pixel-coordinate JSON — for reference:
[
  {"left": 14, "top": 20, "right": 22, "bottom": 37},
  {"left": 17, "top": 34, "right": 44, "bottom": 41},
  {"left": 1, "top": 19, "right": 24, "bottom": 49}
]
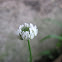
[
  {"left": 48, "top": 55, "right": 54, "bottom": 59},
  {"left": 56, "top": 42, "right": 62, "bottom": 47},
  {"left": 40, "top": 35, "right": 50, "bottom": 42},
  {"left": 40, "top": 35, "right": 62, "bottom": 42},
  {"left": 38, "top": 50, "right": 51, "bottom": 56},
  {"left": 50, "top": 35, "right": 62, "bottom": 40}
]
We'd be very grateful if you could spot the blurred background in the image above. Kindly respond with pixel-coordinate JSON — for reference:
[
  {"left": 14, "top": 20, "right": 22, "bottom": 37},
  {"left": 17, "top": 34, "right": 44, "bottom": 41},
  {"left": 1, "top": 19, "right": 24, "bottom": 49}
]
[{"left": 0, "top": 0, "right": 62, "bottom": 62}]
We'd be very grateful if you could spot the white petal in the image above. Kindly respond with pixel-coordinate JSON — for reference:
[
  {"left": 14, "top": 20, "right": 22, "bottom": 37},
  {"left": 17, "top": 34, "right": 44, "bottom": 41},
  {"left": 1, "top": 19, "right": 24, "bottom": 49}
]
[
  {"left": 24, "top": 23, "right": 29, "bottom": 27},
  {"left": 19, "top": 25, "right": 24, "bottom": 29},
  {"left": 30, "top": 33, "right": 34, "bottom": 39},
  {"left": 30, "top": 23, "right": 33, "bottom": 28}
]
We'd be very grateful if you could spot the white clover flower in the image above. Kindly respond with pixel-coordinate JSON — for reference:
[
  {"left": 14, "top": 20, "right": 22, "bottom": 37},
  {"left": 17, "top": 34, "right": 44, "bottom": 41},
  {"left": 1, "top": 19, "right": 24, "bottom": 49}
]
[{"left": 17, "top": 23, "right": 38, "bottom": 40}]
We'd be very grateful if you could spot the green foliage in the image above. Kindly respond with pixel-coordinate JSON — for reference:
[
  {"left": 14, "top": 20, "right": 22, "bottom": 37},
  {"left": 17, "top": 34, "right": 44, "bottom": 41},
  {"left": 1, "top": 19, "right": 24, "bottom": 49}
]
[
  {"left": 38, "top": 50, "right": 54, "bottom": 59},
  {"left": 40, "top": 34, "right": 62, "bottom": 48},
  {"left": 40, "top": 34, "right": 62, "bottom": 56},
  {"left": 37, "top": 18, "right": 62, "bottom": 62},
  {"left": 38, "top": 48, "right": 62, "bottom": 60},
  {"left": 40, "top": 35, "right": 62, "bottom": 42},
  {"left": 56, "top": 42, "right": 62, "bottom": 47},
  {"left": 39, "top": 20, "right": 62, "bottom": 59},
  {"left": 38, "top": 50, "right": 51, "bottom": 56}
]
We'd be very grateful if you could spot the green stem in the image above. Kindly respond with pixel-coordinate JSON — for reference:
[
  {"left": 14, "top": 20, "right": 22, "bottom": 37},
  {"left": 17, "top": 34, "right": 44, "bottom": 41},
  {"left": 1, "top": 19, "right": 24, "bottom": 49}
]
[{"left": 28, "top": 39, "right": 32, "bottom": 62}]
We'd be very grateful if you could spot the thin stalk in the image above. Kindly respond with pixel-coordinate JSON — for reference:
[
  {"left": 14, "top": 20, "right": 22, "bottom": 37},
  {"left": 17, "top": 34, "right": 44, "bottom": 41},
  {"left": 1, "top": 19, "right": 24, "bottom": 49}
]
[{"left": 28, "top": 39, "right": 32, "bottom": 62}]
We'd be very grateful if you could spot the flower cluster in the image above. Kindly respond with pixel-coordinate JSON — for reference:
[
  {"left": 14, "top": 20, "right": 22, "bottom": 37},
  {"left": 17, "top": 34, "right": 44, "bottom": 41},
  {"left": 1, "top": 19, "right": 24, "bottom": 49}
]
[{"left": 17, "top": 23, "right": 38, "bottom": 40}]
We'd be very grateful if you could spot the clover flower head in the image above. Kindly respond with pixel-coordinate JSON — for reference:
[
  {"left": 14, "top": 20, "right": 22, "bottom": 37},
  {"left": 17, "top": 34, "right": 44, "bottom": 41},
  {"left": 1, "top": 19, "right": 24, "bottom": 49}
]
[{"left": 17, "top": 23, "right": 38, "bottom": 40}]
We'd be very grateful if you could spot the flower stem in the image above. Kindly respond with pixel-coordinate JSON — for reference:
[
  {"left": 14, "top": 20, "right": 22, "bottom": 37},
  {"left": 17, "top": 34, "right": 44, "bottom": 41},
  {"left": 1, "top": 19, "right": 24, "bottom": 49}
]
[{"left": 28, "top": 39, "right": 32, "bottom": 62}]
